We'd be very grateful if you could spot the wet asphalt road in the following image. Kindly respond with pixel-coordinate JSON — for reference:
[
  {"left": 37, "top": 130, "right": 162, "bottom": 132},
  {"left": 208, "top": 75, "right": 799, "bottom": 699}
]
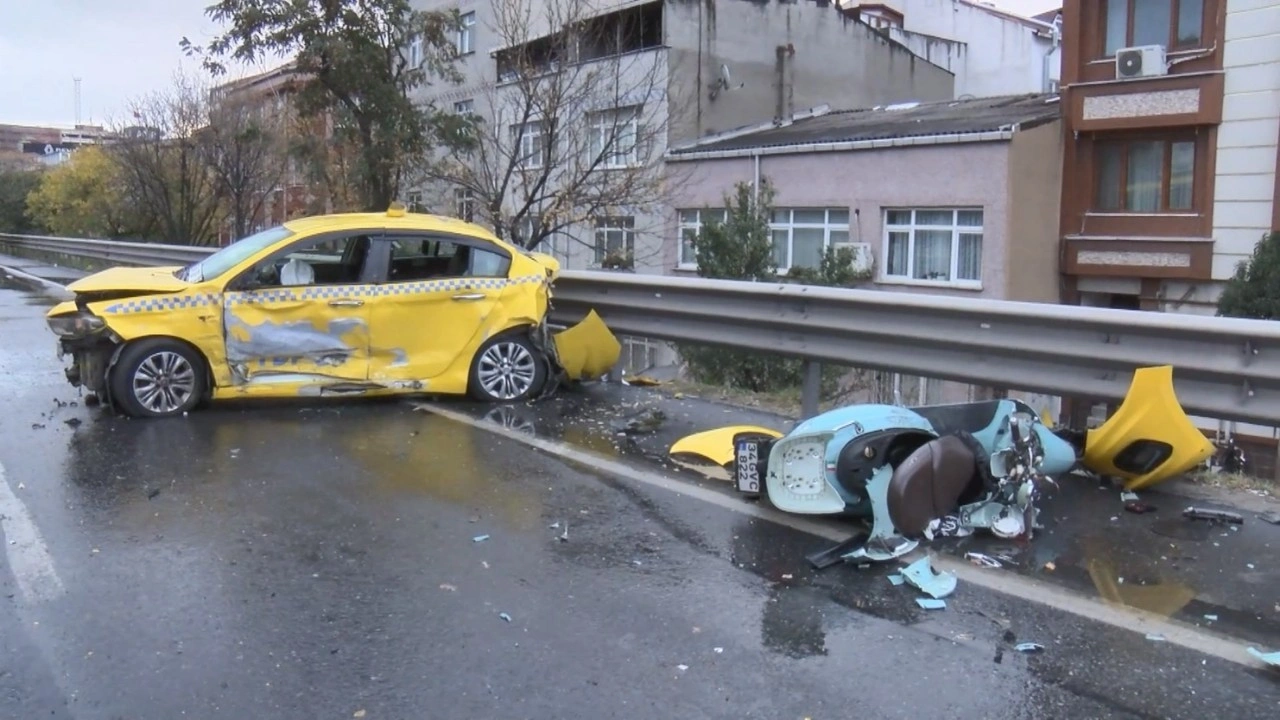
[{"left": 1, "top": 269, "right": 1280, "bottom": 718}]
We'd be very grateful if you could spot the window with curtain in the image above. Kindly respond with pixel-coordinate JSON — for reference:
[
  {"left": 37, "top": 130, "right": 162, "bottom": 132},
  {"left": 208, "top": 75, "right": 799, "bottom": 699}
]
[
  {"left": 676, "top": 208, "right": 728, "bottom": 268},
  {"left": 1101, "top": 0, "right": 1205, "bottom": 56},
  {"left": 593, "top": 216, "right": 635, "bottom": 264},
  {"left": 1093, "top": 137, "right": 1196, "bottom": 213},
  {"left": 882, "top": 208, "right": 983, "bottom": 286}
]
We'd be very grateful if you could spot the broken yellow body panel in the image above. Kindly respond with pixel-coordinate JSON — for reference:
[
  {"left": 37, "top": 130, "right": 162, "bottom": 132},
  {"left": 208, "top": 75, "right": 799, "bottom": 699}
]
[
  {"left": 552, "top": 310, "right": 621, "bottom": 381},
  {"left": 1083, "top": 365, "right": 1215, "bottom": 491},
  {"left": 669, "top": 425, "right": 785, "bottom": 467},
  {"left": 44, "top": 210, "right": 621, "bottom": 411}
]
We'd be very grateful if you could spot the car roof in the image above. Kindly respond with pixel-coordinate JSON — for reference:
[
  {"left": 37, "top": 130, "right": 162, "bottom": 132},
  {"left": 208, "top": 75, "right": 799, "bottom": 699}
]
[{"left": 282, "top": 211, "right": 504, "bottom": 244}]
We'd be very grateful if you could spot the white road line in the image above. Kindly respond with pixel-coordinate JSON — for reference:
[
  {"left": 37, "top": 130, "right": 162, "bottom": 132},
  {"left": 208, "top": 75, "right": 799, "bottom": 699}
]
[
  {"left": 417, "top": 401, "right": 1268, "bottom": 669},
  {"left": 0, "top": 461, "right": 65, "bottom": 604}
]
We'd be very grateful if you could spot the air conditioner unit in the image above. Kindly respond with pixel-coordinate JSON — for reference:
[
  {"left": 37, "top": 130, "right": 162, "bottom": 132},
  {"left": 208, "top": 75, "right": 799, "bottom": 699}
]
[{"left": 1115, "top": 45, "right": 1167, "bottom": 79}]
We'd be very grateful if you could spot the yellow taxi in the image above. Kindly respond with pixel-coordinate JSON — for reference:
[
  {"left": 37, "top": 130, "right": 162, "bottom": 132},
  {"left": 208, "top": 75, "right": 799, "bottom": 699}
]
[{"left": 44, "top": 206, "right": 621, "bottom": 418}]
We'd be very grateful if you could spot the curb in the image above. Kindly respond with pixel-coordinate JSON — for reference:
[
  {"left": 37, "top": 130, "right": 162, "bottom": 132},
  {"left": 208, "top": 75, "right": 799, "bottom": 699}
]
[{"left": 0, "top": 264, "right": 73, "bottom": 299}]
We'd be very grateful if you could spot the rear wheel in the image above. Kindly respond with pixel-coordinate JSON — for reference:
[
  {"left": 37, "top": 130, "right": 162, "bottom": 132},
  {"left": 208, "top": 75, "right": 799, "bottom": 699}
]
[
  {"left": 468, "top": 333, "right": 547, "bottom": 403},
  {"left": 109, "top": 338, "right": 207, "bottom": 418}
]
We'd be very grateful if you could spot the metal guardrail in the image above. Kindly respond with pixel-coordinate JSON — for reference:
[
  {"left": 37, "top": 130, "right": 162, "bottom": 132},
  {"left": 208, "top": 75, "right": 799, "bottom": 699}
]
[{"left": 3, "top": 232, "right": 1279, "bottom": 426}]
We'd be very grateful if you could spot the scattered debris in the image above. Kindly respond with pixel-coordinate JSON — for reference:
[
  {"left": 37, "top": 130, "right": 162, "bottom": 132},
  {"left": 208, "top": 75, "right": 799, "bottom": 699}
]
[
  {"left": 713, "top": 647, "right": 724, "bottom": 654},
  {"left": 887, "top": 574, "right": 905, "bottom": 586},
  {"left": 1044, "top": 561, "right": 1056, "bottom": 572},
  {"left": 558, "top": 522, "right": 569, "bottom": 543},
  {"left": 676, "top": 664, "right": 689, "bottom": 671},
  {"left": 901, "top": 557, "right": 957, "bottom": 599},
  {"left": 1183, "top": 507, "right": 1244, "bottom": 525},
  {"left": 498, "top": 612, "right": 512, "bottom": 622},
  {"left": 472, "top": 534, "right": 491, "bottom": 543},
  {"left": 1204, "top": 614, "right": 1218, "bottom": 621},
  {"left": 1120, "top": 491, "right": 1140, "bottom": 503},
  {"left": 1146, "top": 633, "right": 1167, "bottom": 642},
  {"left": 964, "top": 552, "right": 1003, "bottom": 569},
  {"left": 440, "top": 584, "right": 457, "bottom": 592},
  {"left": 354, "top": 710, "right": 366, "bottom": 718},
  {"left": 1247, "top": 647, "right": 1280, "bottom": 668},
  {"left": 1259, "top": 511, "right": 1280, "bottom": 525},
  {"left": 781, "top": 574, "right": 793, "bottom": 580},
  {"left": 1014, "top": 642, "right": 1045, "bottom": 653},
  {"left": 915, "top": 598, "right": 947, "bottom": 610},
  {"left": 610, "top": 408, "right": 666, "bottom": 435}
]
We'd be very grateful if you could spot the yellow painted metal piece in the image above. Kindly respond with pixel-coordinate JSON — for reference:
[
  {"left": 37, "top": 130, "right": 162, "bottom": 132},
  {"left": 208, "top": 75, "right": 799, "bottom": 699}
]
[
  {"left": 45, "top": 210, "right": 622, "bottom": 406},
  {"left": 1083, "top": 365, "right": 1215, "bottom": 491},
  {"left": 552, "top": 310, "right": 621, "bottom": 381},
  {"left": 669, "top": 425, "right": 785, "bottom": 467}
]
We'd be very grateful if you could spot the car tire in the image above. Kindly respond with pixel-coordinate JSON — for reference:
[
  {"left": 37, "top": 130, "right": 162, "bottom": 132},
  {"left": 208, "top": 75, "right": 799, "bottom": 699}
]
[
  {"left": 109, "top": 338, "right": 208, "bottom": 419},
  {"left": 468, "top": 332, "right": 547, "bottom": 403}
]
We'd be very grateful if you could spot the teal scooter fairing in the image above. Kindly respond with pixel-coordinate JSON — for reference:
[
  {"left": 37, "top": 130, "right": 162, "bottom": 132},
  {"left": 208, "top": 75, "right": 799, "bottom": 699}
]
[{"left": 732, "top": 398, "right": 1076, "bottom": 563}]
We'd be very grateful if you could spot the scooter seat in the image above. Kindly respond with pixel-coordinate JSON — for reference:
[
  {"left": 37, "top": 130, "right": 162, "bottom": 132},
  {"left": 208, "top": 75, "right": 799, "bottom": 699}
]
[{"left": 887, "top": 435, "right": 978, "bottom": 536}]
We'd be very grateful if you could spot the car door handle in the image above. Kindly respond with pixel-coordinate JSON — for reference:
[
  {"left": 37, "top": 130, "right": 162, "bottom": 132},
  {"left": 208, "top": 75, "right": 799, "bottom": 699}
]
[
  {"left": 451, "top": 293, "right": 485, "bottom": 301},
  {"left": 328, "top": 299, "right": 364, "bottom": 307}
]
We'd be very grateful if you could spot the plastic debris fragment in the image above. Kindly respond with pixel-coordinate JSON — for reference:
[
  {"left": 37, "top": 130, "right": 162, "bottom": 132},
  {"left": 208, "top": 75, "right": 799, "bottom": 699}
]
[
  {"left": 498, "top": 612, "right": 512, "bottom": 622},
  {"left": 915, "top": 598, "right": 946, "bottom": 610},
  {"left": 1146, "top": 633, "right": 1167, "bottom": 642},
  {"left": 1183, "top": 507, "right": 1244, "bottom": 524},
  {"left": 965, "top": 552, "right": 1003, "bottom": 569},
  {"left": 901, "top": 556, "right": 957, "bottom": 599},
  {"left": 1247, "top": 647, "right": 1280, "bottom": 667},
  {"left": 473, "top": 534, "right": 490, "bottom": 543},
  {"left": 1204, "top": 614, "right": 1218, "bottom": 621},
  {"left": 888, "top": 574, "right": 905, "bottom": 586},
  {"left": 1120, "top": 491, "right": 1140, "bottom": 502},
  {"left": 1015, "top": 643, "right": 1045, "bottom": 653}
]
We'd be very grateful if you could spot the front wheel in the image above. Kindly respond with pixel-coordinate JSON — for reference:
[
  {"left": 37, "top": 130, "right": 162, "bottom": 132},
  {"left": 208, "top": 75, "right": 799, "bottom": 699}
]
[
  {"left": 468, "top": 333, "right": 547, "bottom": 403},
  {"left": 109, "top": 338, "right": 207, "bottom": 418}
]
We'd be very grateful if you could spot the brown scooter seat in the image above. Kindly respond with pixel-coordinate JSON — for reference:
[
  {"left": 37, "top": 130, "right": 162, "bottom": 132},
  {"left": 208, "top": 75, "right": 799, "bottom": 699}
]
[{"left": 887, "top": 435, "right": 978, "bottom": 536}]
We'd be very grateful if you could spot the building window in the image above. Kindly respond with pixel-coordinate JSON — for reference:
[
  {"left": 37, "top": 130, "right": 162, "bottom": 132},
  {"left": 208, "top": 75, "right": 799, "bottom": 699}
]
[
  {"left": 594, "top": 216, "right": 635, "bottom": 266},
  {"left": 883, "top": 208, "right": 983, "bottom": 286},
  {"left": 770, "top": 209, "right": 850, "bottom": 271},
  {"left": 677, "top": 208, "right": 727, "bottom": 268},
  {"left": 409, "top": 34, "right": 423, "bottom": 67},
  {"left": 454, "top": 99, "right": 474, "bottom": 115},
  {"left": 457, "top": 11, "right": 476, "bottom": 55},
  {"left": 512, "top": 121, "right": 547, "bottom": 168},
  {"left": 1094, "top": 138, "right": 1196, "bottom": 213},
  {"left": 1102, "top": 0, "right": 1204, "bottom": 56},
  {"left": 453, "top": 187, "right": 475, "bottom": 221},
  {"left": 587, "top": 106, "right": 641, "bottom": 168}
]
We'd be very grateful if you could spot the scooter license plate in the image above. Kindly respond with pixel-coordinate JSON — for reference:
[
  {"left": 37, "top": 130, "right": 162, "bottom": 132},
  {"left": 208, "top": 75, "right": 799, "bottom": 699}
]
[{"left": 734, "top": 438, "right": 761, "bottom": 495}]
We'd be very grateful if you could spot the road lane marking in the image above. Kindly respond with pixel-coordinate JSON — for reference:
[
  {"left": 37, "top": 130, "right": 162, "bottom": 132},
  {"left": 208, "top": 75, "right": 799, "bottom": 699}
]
[
  {"left": 416, "top": 401, "right": 1267, "bottom": 669},
  {"left": 0, "top": 461, "right": 65, "bottom": 604}
]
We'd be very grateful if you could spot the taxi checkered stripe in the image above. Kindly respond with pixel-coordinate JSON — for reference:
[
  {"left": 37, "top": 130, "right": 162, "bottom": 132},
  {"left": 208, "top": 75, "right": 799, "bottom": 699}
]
[{"left": 102, "top": 274, "right": 548, "bottom": 314}]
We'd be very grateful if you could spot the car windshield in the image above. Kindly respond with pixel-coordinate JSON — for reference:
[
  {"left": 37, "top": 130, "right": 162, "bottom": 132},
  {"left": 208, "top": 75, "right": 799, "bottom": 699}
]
[{"left": 177, "top": 226, "right": 295, "bottom": 282}]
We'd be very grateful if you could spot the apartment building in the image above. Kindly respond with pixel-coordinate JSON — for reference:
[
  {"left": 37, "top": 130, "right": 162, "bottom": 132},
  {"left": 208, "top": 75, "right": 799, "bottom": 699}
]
[
  {"left": 1058, "top": 0, "right": 1280, "bottom": 315},
  {"left": 408, "top": 0, "right": 955, "bottom": 273},
  {"left": 837, "top": 0, "right": 1064, "bottom": 97}
]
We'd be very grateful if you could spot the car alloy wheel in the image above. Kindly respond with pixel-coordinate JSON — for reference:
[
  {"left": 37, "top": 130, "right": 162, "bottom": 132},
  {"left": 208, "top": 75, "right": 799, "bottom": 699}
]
[
  {"left": 476, "top": 340, "right": 538, "bottom": 401},
  {"left": 131, "top": 350, "right": 198, "bottom": 415}
]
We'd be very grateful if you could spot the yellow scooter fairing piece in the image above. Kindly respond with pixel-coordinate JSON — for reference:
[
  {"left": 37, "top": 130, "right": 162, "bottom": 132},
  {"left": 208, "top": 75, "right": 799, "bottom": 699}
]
[
  {"left": 669, "top": 426, "right": 785, "bottom": 467},
  {"left": 552, "top": 310, "right": 622, "bottom": 381},
  {"left": 1083, "top": 365, "right": 1215, "bottom": 491}
]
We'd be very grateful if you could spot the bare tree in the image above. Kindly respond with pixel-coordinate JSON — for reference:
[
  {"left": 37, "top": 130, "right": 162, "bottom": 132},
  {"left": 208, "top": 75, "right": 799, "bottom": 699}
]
[
  {"left": 201, "top": 91, "right": 290, "bottom": 240},
  {"left": 108, "top": 70, "right": 223, "bottom": 246},
  {"left": 424, "top": 0, "right": 687, "bottom": 265}
]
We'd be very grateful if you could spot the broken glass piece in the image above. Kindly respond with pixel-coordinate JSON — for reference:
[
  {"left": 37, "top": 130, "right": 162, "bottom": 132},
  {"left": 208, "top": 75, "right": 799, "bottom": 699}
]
[
  {"left": 1014, "top": 642, "right": 1045, "bottom": 653},
  {"left": 901, "top": 556, "right": 957, "bottom": 599}
]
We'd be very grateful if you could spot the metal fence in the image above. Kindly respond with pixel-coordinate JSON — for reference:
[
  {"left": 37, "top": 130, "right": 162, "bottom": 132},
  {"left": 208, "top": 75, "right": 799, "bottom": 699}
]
[{"left": 3, "top": 232, "right": 1279, "bottom": 426}]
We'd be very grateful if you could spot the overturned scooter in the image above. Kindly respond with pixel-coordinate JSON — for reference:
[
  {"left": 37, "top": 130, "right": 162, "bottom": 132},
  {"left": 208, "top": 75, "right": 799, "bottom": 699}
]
[{"left": 726, "top": 398, "right": 1077, "bottom": 565}]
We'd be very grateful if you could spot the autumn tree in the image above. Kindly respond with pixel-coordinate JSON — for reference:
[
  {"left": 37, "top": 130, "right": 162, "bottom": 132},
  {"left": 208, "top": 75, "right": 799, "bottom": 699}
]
[
  {"left": 1218, "top": 231, "right": 1280, "bottom": 320},
  {"left": 107, "top": 71, "right": 223, "bottom": 245},
  {"left": 0, "top": 165, "right": 43, "bottom": 234},
  {"left": 423, "top": 0, "right": 680, "bottom": 261},
  {"left": 185, "top": 0, "right": 464, "bottom": 211},
  {"left": 201, "top": 92, "right": 290, "bottom": 239},
  {"left": 25, "top": 146, "right": 151, "bottom": 238}
]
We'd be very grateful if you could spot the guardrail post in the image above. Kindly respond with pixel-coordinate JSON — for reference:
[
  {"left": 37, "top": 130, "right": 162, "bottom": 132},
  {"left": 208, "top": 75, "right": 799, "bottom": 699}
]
[{"left": 801, "top": 360, "right": 821, "bottom": 419}]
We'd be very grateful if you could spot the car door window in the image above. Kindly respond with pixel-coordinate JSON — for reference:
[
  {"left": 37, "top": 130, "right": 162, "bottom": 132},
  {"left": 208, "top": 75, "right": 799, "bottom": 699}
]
[
  {"left": 242, "top": 233, "right": 377, "bottom": 288},
  {"left": 383, "top": 235, "right": 511, "bottom": 281}
]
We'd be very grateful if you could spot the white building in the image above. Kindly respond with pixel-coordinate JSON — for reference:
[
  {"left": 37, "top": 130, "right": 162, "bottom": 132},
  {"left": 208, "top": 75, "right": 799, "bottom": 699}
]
[{"left": 839, "top": 0, "right": 1063, "bottom": 97}]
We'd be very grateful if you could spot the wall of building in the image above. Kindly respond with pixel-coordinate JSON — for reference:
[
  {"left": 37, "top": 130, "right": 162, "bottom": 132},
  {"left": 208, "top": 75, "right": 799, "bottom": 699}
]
[
  {"left": 1005, "top": 118, "right": 1064, "bottom": 303},
  {"left": 667, "top": 139, "right": 1018, "bottom": 299},
  {"left": 1209, "top": 0, "right": 1280, "bottom": 284},
  {"left": 664, "top": 0, "right": 955, "bottom": 143}
]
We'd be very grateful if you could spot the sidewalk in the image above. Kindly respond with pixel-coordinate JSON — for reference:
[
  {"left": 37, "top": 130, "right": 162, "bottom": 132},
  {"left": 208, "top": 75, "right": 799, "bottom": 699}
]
[{"left": 0, "top": 252, "right": 87, "bottom": 294}]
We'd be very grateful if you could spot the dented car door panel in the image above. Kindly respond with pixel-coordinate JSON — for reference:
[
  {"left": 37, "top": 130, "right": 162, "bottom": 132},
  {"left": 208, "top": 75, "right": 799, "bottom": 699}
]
[
  {"left": 219, "top": 230, "right": 382, "bottom": 388},
  {"left": 365, "top": 234, "right": 517, "bottom": 388}
]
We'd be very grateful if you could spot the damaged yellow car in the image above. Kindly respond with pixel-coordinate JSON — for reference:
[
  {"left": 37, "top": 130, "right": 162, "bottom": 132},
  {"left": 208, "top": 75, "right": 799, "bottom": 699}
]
[{"left": 44, "top": 207, "right": 621, "bottom": 418}]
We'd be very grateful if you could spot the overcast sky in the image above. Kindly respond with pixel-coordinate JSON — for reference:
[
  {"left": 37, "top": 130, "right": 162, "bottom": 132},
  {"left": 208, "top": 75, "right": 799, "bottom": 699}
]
[{"left": 0, "top": 0, "right": 1063, "bottom": 128}]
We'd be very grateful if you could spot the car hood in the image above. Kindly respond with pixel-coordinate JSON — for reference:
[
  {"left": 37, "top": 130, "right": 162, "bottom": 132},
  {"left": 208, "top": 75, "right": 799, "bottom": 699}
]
[{"left": 66, "top": 265, "right": 191, "bottom": 295}]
